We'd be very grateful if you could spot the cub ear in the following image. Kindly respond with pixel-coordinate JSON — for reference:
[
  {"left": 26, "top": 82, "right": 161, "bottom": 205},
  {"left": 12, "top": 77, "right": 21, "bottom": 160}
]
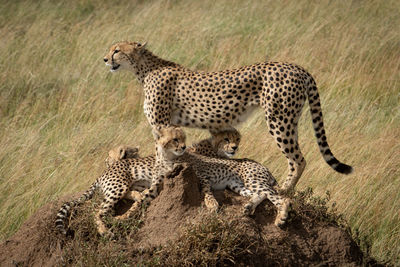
[
  {"left": 152, "top": 125, "right": 163, "bottom": 140},
  {"left": 209, "top": 129, "right": 219, "bottom": 136},
  {"left": 137, "top": 41, "right": 147, "bottom": 49},
  {"left": 119, "top": 146, "right": 127, "bottom": 159}
]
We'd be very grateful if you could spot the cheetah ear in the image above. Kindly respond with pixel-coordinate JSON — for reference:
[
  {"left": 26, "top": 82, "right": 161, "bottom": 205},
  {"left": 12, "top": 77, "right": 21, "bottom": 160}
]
[
  {"left": 136, "top": 42, "right": 147, "bottom": 53},
  {"left": 137, "top": 42, "right": 147, "bottom": 49},
  {"left": 119, "top": 147, "right": 127, "bottom": 159},
  {"left": 209, "top": 129, "right": 218, "bottom": 136},
  {"left": 152, "top": 125, "right": 163, "bottom": 140}
]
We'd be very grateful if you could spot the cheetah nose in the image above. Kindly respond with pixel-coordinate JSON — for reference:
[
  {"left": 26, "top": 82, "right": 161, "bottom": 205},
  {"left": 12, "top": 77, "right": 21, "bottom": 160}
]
[
  {"left": 232, "top": 146, "right": 238, "bottom": 150},
  {"left": 103, "top": 58, "right": 108, "bottom": 62},
  {"left": 182, "top": 145, "right": 186, "bottom": 151}
]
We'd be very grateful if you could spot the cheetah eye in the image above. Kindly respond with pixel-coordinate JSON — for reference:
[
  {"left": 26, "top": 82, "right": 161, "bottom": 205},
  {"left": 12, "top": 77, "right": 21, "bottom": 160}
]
[
  {"left": 224, "top": 138, "right": 230, "bottom": 142},
  {"left": 114, "top": 49, "right": 120, "bottom": 53},
  {"left": 173, "top": 138, "right": 179, "bottom": 142}
]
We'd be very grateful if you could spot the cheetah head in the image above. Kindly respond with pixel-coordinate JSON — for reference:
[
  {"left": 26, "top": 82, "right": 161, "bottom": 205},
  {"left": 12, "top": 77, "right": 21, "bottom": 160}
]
[
  {"left": 153, "top": 125, "right": 186, "bottom": 159},
  {"left": 105, "top": 145, "right": 140, "bottom": 168},
  {"left": 211, "top": 129, "right": 241, "bottom": 158},
  {"left": 103, "top": 41, "right": 147, "bottom": 72}
]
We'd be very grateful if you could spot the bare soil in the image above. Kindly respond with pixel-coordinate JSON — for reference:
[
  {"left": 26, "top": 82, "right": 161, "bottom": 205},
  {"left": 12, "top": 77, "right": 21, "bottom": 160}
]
[{"left": 0, "top": 164, "right": 381, "bottom": 266}]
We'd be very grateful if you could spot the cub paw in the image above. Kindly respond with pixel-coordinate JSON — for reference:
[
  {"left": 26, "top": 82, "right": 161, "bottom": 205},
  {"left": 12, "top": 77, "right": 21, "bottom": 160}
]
[
  {"left": 274, "top": 198, "right": 291, "bottom": 227},
  {"left": 277, "top": 185, "right": 294, "bottom": 196},
  {"left": 242, "top": 203, "right": 256, "bottom": 216},
  {"left": 204, "top": 196, "right": 219, "bottom": 212}
]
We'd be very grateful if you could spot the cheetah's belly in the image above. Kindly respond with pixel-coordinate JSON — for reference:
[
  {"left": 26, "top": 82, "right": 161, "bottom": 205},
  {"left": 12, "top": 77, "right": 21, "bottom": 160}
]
[
  {"left": 211, "top": 179, "right": 231, "bottom": 190},
  {"left": 171, "top": 105, "right": 258, "bottom": 129}
]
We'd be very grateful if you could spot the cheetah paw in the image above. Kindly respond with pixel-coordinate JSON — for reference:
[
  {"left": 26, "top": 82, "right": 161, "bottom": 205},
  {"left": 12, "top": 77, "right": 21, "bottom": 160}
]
[
  {"left": 274, "top": 199, "right": 291, "bottom": 227},
  {"left": 278, "top": 186, "right": 294, "bottom": 196},
  {"left": 205, "top": 197, "right": 219, "bottom": 212},
  {"left": 242, "top": 204, "right": 256, "bottom": 216}
]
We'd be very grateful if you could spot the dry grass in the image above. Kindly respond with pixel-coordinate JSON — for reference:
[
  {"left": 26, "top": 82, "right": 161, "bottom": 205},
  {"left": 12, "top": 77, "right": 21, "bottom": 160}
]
[{"left": 0, "top": 0, "right": 399, "bottom": 264}]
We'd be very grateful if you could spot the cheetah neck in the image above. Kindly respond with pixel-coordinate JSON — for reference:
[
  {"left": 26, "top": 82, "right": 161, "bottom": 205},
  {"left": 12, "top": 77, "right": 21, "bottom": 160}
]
[
  {"left": 129, "top": 50, "right": 180, "bottom": 84},
  {"left": 155, "top": 144, "right": 178, "bottom": 170}
]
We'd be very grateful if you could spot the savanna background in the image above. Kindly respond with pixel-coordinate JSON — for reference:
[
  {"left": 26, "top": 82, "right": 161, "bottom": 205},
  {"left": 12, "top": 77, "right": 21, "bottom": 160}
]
[{"left": 0, "top": 0, "right": 399, "bottom": 265}]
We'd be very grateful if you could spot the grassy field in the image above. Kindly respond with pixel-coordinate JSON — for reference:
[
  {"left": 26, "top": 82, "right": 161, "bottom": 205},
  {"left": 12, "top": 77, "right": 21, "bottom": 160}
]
[{"left": 0, "top": 0, "right": 399, "bottom": 264}]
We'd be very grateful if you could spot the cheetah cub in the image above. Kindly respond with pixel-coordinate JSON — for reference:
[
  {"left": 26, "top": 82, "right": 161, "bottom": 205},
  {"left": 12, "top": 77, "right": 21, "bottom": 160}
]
[
  {"left": 105, "top": 145, "right": 140, "bottom": 167},
  {"left": 107, "top": 129, "right": 241, "bottom": 167},
  {"left": 187, "top": 128, "right": 241, "bottom": 158},
  {"left": 100, "top": 129, "right": 242, "bottom": 211},
  {"left": 103, "top": 129, "right": 242, "bottom": 197},
  {"left": 134, "top": 126, "right": 290, "bottom": 227},
  {"left": 55, "top": 142, "right": 179, "bottom": 236}
]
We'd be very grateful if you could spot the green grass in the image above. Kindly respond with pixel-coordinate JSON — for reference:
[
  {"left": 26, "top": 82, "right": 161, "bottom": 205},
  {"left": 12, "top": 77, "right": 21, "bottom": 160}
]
[{"left": 0, "top": 0, "right": 399, "bottom": 264}]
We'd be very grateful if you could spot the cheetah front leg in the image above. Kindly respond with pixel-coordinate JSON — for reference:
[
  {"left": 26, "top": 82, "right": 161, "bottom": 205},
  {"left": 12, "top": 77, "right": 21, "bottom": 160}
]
[
  {"left": 143, "top": 84, "right": 172, "bottom": 128},
  {"left": 115, "top": 175, "right": 164, "bottom": 220},
  {"left": 198, "top": 175, "right": 219, "bottom": 212},
  {"left": 123, "top": 190, "right": 142, "bottom": 202}
]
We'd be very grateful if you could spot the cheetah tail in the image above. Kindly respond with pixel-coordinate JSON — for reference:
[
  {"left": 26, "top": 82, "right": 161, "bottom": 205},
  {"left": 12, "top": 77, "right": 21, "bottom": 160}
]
[
  {"left": 55, "top": 181, "right": 98, "bottom": 235},
  {"left": 307, "top": 81, "right": 353, "bottom": 175}
]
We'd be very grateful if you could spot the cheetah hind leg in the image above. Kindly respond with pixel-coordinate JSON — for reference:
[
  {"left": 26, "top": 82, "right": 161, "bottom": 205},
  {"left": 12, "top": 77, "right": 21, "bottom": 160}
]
[
  {"left": 242, "top": 192, "right": 268, "bottom": 216},
  {"left": 243, "top": 188, "right": 291, "bottom": 227},
  {"left": 227, "top": 180, "right": 253, "bottom": 197},
  {"left": 95, "top": 199, "right": 119, "bottom": 236},
  {"left": 260, "top": 186, "right": 291, "bottom": 227},
  {"left": 266, "top": 114, "right": 306, "bottom": 195},
  {"left": 274, "top": 198, "right": 291, "bottom": 227}
]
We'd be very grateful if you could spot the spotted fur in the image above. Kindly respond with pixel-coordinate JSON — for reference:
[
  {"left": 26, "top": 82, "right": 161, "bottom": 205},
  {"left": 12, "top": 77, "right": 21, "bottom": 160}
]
[
  {"left": 140, "top": 126, "right": 291, "bottom": 227},
  {"left": 187, "top": 128, "right": 241, "bottom": 158},
  {"left": 104, "top": 41, "right": 353, "bottom": 194},
  {"left": 56, "top": 147, "right": 174, "bottom": 235},
  {"left": 81, "top": 129, "right": 242, "bottom": 226}
]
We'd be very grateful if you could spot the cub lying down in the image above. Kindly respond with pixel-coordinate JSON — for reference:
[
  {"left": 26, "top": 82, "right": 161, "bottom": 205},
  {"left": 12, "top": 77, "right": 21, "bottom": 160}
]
[
  {"left": 56, "top": 130, "right": 241, "bottom": 235},
  {"left": 131, "top": 126, "right": 290, "bottom": 227}
]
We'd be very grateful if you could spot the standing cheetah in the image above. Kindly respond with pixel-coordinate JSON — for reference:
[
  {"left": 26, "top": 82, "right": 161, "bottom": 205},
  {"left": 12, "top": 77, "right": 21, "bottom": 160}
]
[
  {"left": 103, "top": 41, "right": 353, "bottom": 194},
  {"left": 132, "top": 125, "right": 290, "bottom": 227}
]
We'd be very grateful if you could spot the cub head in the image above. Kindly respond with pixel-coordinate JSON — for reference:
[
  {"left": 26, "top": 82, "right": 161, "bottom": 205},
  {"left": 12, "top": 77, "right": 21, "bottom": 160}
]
[
  {"left": 103, "top": 41, "right": 147, "bottom": 72},
  {"left": 211, "top": 129, "right": 241, "bottom": 158},
  {"left": 153, "top": 125, "right": 186, "bottom": 159},
  {"left": 105, "top": 145, "right": 140, "bottom": 168}
]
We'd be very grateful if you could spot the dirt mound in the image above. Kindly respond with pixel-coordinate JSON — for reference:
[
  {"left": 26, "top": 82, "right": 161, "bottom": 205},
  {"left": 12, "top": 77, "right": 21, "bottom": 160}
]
[
  {"left": 0, "top": 165, "right": 379, "bottom": 266},
  {"left": 0, "top": 194, "right": 79, "bottom": 267}
]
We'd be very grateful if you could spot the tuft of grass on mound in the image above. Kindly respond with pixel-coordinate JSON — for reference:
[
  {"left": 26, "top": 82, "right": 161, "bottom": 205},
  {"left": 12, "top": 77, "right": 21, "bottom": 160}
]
[{"left": 158, "top": 213, "right": 258, "bottom": 266}]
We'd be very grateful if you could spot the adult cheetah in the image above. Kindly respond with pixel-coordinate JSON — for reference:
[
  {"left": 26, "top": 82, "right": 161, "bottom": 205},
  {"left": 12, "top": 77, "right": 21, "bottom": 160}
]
[{"left": 103, "top": 41, "right": 353, "bottom": 193}]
